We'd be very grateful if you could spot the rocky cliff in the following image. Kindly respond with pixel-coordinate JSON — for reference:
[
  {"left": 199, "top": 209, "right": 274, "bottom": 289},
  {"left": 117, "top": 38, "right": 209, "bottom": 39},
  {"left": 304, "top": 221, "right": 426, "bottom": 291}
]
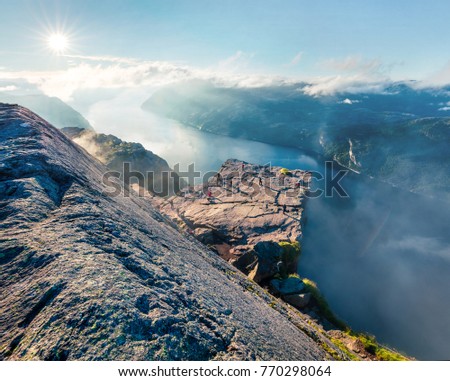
[
  {"left": 149, "top": 160, "right": 309, "bottom": 283},
  {"left": 61, "top": 127, "right": 183, "bottom": 195},
  {"left": 0, "top": 103, "right": 347, "bottom": 360}
]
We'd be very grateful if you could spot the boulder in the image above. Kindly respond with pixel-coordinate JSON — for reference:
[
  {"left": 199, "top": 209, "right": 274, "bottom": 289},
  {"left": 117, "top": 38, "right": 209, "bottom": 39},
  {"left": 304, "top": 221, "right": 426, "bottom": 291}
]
[
  {"left": 270, "top": 277, "right": 305, "bottom": 295},
  {"left": 282, "top": 293, "right": 311, "bottom": 309}
]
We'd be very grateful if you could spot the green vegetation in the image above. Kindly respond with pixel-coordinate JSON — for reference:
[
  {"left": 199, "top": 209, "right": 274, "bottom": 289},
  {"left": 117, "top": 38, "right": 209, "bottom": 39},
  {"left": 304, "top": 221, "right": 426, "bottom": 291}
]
[
  {"left": 319, "top": 341, "right": 342, "bottom": 361},
  {"left": 224, "top": 269, "right": 236, "bottom": 277},
  {"left": 274, "top": 241, "right": 301, "bottom": 278},
  {"left": 351, "top": 333, "right": 408, "bottom": 361},
  {"left": 302, "top": 278, "right": 348, "bottom": 331},
  {"left": 329, "top": 338, "right": 360, "bottom": 361},
  {"left": 278, "top": 241, "right": 301, "bottom": 263},
  {"left": 279, "top": 168, "right": 292, "bottom": 176}
]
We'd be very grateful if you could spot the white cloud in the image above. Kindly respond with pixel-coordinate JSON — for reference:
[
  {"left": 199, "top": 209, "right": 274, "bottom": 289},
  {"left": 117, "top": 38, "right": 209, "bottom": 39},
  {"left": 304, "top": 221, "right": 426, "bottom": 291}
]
[
  {"left": 0, "top": 53, "right": 447, "bottom": 102},
  {"left": 63, "top": 54, "right": 142, "bottom": 65},
  {"left": 0, "top": 53, "right": 292, "bottom": 101},
  {"left": 300, "top": 55, "right": 394, "bottom": 96},
  {"left": 302, "top": 75, "right": 388, "bottom": 96},
  {"left": 383, "top": 236, "right": 450, "bottom": 262},
  {"left": 0, "top": 60, "right": 194, "bottom": 101},
  {"left": 438, "top": 106, "right": 450, "bottom": 111}
]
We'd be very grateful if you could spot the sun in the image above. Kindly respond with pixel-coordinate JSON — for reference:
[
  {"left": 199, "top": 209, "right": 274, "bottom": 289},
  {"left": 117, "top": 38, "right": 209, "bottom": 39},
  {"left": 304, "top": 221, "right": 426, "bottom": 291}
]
[{"left": 47, "top": 33, "right": 68, "bottom": 54}]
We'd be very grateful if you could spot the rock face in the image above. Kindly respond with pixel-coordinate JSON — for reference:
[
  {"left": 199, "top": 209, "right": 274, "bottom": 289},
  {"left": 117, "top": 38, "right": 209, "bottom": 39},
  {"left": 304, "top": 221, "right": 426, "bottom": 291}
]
[
  {"left": 0, "top": 104, "right": 343, "bottom": 360},
  {"left": 149, "top": 160, "right": 310, "bottom": 281},
  {"left": 61, "top": 127, "right": 183, "bottom": 195}
]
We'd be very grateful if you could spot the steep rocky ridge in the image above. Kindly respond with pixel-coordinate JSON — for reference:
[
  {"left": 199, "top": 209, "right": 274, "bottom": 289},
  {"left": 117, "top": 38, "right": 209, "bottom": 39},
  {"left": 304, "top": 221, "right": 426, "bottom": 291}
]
[
  {"left": 61, "top": 127, "right": 184, "bottom": 195},
  {"left": 0, "top": 103, "right": 345, "bottom": 360}
]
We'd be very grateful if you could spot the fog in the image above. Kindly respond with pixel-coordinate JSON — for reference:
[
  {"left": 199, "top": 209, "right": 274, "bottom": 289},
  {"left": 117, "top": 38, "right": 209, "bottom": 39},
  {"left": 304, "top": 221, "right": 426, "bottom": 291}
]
[
  {"left": 301, "top": 173, "right": 450, "bottom": 360},
  {"left": 72, "top": 131, "right": 109, "bottom": 163},
  {"left": 81, "top": 90, "right": 450, "bottom": 360}
]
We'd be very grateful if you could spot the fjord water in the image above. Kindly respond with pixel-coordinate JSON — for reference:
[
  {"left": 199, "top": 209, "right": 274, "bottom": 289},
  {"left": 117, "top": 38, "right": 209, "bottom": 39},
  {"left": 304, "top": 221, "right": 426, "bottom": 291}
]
[{"left": 92, "top": 105, "right": 450, "bottom": 360}]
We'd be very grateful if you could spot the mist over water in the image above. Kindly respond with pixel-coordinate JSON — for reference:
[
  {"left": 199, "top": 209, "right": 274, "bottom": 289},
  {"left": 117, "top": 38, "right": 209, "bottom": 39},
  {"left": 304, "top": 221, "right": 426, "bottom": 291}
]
[
  {"left": 86, "top": 94, "right": 450, "bottom": 360},
  {"left": 302, "top": 174, "right": 450, "bottom": 360}
]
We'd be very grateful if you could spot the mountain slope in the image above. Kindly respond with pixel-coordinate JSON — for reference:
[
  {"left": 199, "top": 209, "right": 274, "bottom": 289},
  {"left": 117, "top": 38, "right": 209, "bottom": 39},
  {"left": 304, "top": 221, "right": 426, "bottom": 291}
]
[
  {"left": 0, "top": 103, "right": 340, "bottom": 360},
  {"left": 0, "top": 94, "right": 93, "bottom": 130}
]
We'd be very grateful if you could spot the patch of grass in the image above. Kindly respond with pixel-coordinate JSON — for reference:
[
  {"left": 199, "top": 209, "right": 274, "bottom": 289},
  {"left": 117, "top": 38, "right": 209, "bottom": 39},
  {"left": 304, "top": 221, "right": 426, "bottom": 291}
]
[
  {"left": 279, "top": 168, "right": 292, "bottom": 176},
  {"left": 330, "top": 338, "right": 360, "bottom": 361},
  {"left": 302, "top": 278, "right": 348, "bottom": 331},
  {"left": 319, "top": 341, "right": 342, "bottom": 360},
  {"left": 352, "top": 333, "right": 408, "bottom": 361},
  {"left": 278, "top": 241, "right": 301, "bottom": 263},
  {"left": 280, "top": 168, "right": 293, "bottom": 176}
]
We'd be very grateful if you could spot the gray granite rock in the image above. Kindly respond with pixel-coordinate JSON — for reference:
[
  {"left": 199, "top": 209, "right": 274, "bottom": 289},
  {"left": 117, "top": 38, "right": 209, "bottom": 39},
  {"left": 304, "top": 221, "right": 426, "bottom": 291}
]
[{"left": 282, "top": 293, "right": 312, "bottom": 309}]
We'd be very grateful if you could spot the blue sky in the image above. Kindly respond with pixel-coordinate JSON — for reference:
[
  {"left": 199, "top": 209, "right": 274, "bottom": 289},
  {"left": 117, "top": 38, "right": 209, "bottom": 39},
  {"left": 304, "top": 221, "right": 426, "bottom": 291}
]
[
  {"left": 0, "top": 0, "right": 449, "bottom": 78},
  {"left": 0, "top": 0, "right": 449, "bottom": 102}
]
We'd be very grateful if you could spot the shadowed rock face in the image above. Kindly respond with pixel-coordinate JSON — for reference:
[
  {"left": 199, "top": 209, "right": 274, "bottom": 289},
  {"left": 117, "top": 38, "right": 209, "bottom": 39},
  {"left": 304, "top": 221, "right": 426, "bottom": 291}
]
[{"left": 0, "top": 103, "right": 340, "bottom": 360}]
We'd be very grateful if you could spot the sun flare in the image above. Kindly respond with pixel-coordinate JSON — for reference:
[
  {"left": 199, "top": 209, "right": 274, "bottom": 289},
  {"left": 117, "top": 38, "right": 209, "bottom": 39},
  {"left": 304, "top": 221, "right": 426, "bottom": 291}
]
[{"left": 48, "top": 33, "right": 68, "bottom": 54}]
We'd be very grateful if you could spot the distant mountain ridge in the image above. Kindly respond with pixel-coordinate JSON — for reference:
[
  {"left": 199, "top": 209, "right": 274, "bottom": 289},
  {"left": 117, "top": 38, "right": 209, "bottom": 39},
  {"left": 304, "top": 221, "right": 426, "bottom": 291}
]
[
  {"left": 0, "top": 94, "right": 93, "bottom": 130},
  {"left": 142, "top": 81, "right": 450, "bottom": 197}
]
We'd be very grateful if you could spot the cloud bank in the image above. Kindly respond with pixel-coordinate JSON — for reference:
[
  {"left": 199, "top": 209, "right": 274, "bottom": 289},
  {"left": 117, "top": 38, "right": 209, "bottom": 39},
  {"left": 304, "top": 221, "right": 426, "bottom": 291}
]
[{"left": 0, "top": 53, "right": 448, "bottom": 103}]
